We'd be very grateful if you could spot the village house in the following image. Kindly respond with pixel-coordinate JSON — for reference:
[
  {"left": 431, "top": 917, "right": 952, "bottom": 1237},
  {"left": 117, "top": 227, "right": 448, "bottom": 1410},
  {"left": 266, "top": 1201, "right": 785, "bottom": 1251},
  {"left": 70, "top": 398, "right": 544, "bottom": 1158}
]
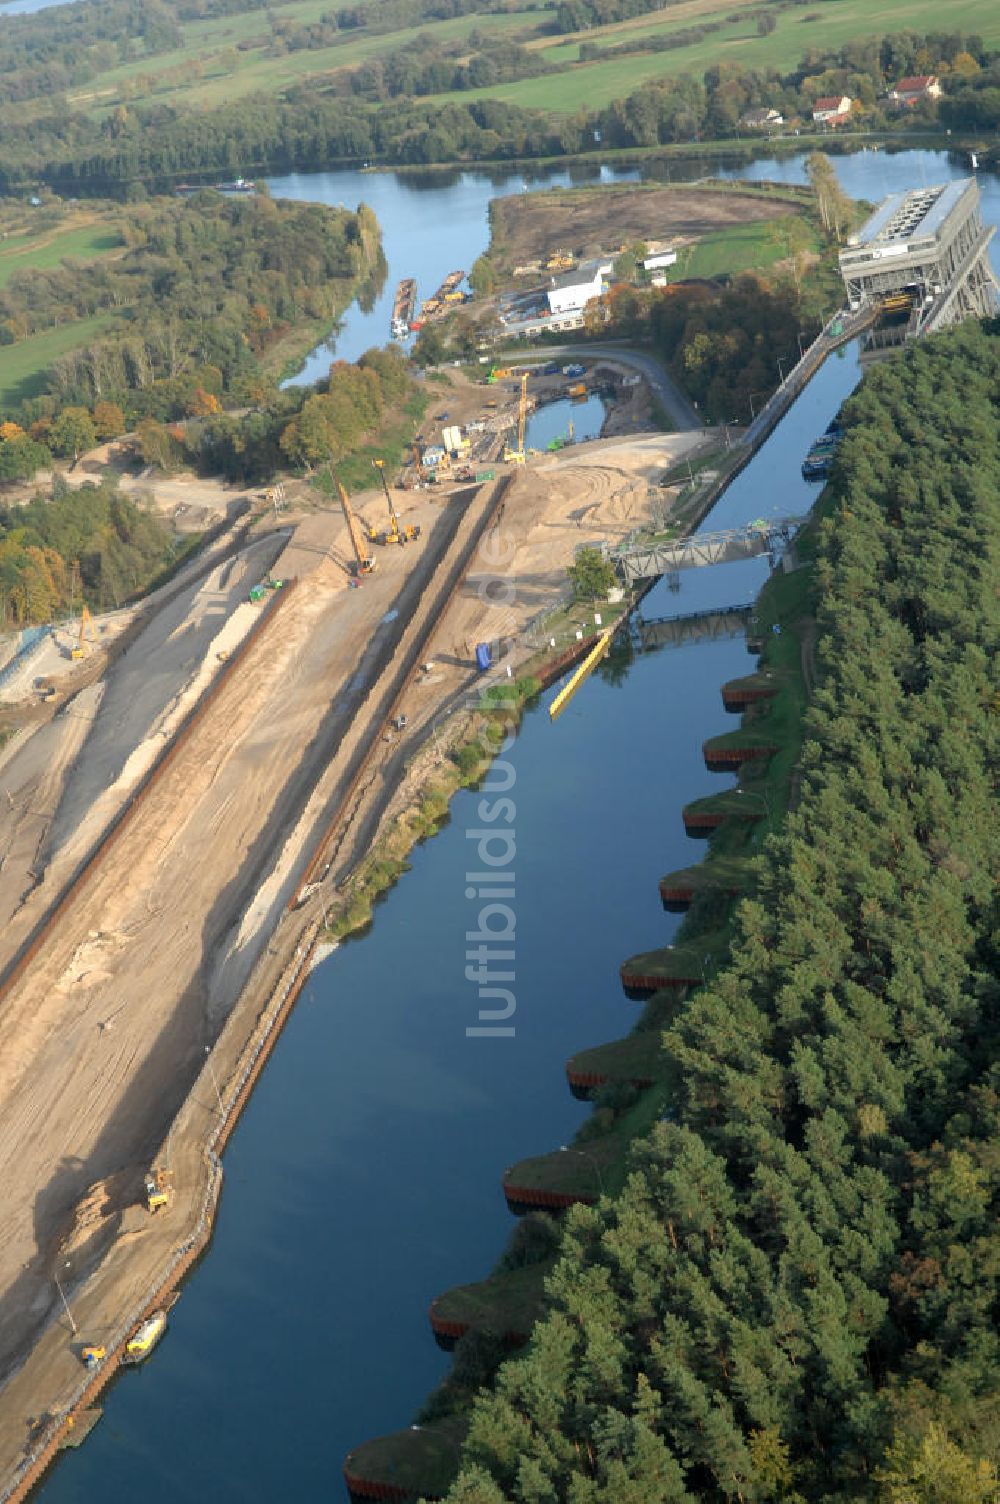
[
  {"left": 812, "top": 95, "right": 853, "bottom": 126},
  {"left": 739, "top": 107, "right": 785, "bottom": 130},
  {"left": 887, "top": 75, "right": 943, "bottom": 109}
]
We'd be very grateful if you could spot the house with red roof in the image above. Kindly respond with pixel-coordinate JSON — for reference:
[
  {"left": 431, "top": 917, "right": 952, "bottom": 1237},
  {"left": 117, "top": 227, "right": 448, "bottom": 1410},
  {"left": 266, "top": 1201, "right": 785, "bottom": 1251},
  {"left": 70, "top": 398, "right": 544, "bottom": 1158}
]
[
  {"left": 888, "top": 75, "right": 943, "bottom": 109},
  {"left": 812, "top": 95, "right": 853, "bottom": 126}
]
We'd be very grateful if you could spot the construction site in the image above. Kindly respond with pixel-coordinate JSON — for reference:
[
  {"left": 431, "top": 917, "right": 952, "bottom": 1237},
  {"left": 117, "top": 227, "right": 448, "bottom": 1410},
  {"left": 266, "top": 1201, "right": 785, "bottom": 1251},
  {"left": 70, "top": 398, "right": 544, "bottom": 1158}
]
[{"left": 0, "top": 360, "right": 715, "bottom": 1497}]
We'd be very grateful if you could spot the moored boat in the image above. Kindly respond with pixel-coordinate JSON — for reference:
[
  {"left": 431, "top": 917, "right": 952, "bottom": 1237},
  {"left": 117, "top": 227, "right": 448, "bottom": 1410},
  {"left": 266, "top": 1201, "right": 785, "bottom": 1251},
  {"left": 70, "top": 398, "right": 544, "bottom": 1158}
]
[
  {"left": 122, "top": 1310, "right": 167, "bottom": 1365},
  {"left": 391, "top": 278, "right": 417, "bottom": 338}
]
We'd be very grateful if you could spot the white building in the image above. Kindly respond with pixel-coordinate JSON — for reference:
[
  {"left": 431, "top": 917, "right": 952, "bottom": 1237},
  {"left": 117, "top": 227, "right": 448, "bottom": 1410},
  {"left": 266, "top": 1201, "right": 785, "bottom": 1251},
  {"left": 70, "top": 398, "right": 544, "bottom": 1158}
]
[
  {"left": 642, "top": 250, "right": 678, "bottom": 272},
  {"left": 812, "top": 95, "right": 852, "bottom": 125},
  {"left": 546, "top": 260, "right": 609, "bottom": 317}
]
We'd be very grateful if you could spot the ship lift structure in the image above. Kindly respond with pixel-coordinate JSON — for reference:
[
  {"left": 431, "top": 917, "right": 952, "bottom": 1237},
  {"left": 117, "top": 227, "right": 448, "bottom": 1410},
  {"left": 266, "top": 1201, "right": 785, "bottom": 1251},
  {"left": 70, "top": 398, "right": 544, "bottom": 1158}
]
[{"left": 838, "top": 177, "right": 998, "bottom": 361}]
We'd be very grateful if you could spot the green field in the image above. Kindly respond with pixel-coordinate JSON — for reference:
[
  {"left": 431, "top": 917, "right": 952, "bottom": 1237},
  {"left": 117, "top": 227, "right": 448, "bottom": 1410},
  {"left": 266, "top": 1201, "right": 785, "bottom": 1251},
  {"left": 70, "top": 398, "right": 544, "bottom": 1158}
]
[
  {"left": 23, "top": 0, "right": 998, "bottom": 126},
  {"left": 665, "top": 214, "right": 820, "bottom": 281},
  {"left": 68, "top": 5, "right": 536, "bottom": 115},
  {"left": 0, "top": 314, "right": 119, "bottom": 412},
  {"left": 427, "top": 0, "right": 1000, "bottom": 113},
  {"left": 0, "top": 223, "right": 123, "bottom": 290}
]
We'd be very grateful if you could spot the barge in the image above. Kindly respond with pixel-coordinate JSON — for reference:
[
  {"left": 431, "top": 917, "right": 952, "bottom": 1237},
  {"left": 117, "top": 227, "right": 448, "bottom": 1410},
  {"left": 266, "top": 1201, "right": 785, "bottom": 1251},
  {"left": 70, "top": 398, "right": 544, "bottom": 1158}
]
[
  {"left": 391, "top": 278, "right": 417, "bottom": 339},
  {"left": 417, "top": 269, "right": 465, "bottom": 323}
]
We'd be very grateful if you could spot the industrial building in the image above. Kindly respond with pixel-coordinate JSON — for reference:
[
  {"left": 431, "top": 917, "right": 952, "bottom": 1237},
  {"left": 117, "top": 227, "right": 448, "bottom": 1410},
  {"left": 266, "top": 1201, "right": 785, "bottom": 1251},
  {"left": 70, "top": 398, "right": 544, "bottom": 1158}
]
[{"left": 546, "top": 260, "right": 611, "bottom": 317}]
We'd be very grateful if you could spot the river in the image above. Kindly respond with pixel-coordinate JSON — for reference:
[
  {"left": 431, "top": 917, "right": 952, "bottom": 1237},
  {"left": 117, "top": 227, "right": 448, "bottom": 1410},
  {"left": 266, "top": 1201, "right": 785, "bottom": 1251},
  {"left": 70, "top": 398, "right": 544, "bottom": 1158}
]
[{"left": 34, "top": 146, "right": 999, "bottom": 1501}]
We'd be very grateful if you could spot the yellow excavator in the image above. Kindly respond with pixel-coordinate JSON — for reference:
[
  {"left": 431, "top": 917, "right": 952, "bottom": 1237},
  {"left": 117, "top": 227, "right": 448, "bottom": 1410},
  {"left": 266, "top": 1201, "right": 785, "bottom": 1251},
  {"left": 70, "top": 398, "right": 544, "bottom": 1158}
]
[
  {"left": 144, "top": 1167, "right": 173, "bottom": 1214},
  {"left": 70, "top": 605, "right": 95, "bottom": 660},
  {"left": 334, "top": 470, "right": 375, "bottom": 577},
  {"left": 369, "top": 458, "right": 421, "bottom": 546},
  {"left": 503, "top": 373, "right": 529, "bottom": 465}
]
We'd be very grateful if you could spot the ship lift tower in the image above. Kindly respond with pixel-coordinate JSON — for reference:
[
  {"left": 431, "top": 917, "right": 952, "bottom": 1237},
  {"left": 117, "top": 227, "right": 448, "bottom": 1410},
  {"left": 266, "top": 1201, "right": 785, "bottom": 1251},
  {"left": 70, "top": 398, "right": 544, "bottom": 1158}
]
[{"left": 838, "top": 177, "right": 998, "bottom": 360}]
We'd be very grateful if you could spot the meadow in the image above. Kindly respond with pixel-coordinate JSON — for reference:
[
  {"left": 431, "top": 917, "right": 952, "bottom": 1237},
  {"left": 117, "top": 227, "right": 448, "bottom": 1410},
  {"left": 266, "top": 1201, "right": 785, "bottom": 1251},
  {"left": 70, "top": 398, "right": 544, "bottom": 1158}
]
[
  {"left": 0, "top": 219, "right": 122, "bottom": 291},
  {"left": 0, "top": 314, "right": 119, "bottom": 411}
]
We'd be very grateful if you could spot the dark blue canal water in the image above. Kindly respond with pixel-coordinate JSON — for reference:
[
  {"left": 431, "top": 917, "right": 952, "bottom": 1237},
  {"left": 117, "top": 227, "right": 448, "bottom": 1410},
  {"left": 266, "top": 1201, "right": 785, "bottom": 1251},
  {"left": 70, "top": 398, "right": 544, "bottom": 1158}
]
[{"left": 34, "top": 145, "right": 997, "bottom": 1500}]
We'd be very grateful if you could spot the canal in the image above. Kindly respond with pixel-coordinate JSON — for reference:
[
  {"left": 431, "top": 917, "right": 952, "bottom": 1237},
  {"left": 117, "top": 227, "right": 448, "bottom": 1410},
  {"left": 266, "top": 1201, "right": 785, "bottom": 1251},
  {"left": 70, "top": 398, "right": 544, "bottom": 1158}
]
[{"left": 35, "top": 147, "right": 998, "bottom": 1500}]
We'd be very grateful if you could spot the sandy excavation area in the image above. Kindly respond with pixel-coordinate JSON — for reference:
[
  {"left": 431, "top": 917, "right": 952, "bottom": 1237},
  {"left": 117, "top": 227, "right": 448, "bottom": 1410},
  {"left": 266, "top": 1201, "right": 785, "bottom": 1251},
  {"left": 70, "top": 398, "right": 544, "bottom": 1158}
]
[
  {"left": 491, "top": 183, "right": 799, "bottom": 271},
  {"left": 0, "top": 480, "right": 454, "bottom": 1384}
]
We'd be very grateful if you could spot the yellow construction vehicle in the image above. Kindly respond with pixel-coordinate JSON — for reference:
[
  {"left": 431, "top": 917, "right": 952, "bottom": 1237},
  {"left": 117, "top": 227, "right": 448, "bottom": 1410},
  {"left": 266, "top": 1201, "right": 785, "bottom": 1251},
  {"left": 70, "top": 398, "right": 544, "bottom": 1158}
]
[
  {"left": 503, "top": 373, "right": 529, "bottom": 465},
  {"left": 81, "top": 1344, "right": 106, "bottom": 1368},
  {"left": 144, "top": 1167, "right": 173, "bottom": 1214},
  {"left": 334, "top": 470, "right": 375, "bottom": 577},
  {"left": 370, "top": 459, "right": 421, "bottom": 546},
  {"left": 70, "top": 605, "right": 95, "bottom": 661},
  {"left": 544, "top": 250, "right": 574, "bottom": 272}
]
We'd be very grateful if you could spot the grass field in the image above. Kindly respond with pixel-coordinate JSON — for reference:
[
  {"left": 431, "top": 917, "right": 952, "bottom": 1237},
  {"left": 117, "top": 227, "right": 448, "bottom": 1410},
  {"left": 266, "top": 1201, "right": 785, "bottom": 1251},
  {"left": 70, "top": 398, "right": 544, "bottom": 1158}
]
[
  {"left": 664, "top": 214, "right": 820, "bottom": 280},
  {"left": 68, "top": 6, "right": 536, "bottom": 115},
  {"left": 28, "top": 0, "right": 999, "bottom": 126},
  {"left": 0, "top": 222, "right": 123, "bottom": 290},
  {"left": 0, "top": 314, "right": 119, "bottom": 412},
  {"left": 426, "top": 0, "right": 1000, "bottom": 113}
]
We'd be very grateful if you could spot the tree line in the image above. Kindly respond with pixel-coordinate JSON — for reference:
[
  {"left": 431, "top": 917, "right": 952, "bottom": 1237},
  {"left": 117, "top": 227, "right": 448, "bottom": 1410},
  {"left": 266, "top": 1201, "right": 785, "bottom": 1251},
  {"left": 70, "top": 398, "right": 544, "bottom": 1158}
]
[
  {"left": 424, "top": 319, "right": 1000, "bottom": 1500},
  {"left": 0, "top": 26, "right": 989, "bottom": 191}
]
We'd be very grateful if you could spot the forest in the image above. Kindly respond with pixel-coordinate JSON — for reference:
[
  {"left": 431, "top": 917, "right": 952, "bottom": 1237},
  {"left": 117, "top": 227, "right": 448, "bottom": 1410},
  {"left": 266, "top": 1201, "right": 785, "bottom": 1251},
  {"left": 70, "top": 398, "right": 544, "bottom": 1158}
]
[
  {"left": 0, "top": 481, "right": 178, "bottom": 625},
  {"left": 0, "top": 192, "right": 380, "bottom": 430},
  {"left": 421, "top": 321, "right": 1000, "bottom": 1500}
]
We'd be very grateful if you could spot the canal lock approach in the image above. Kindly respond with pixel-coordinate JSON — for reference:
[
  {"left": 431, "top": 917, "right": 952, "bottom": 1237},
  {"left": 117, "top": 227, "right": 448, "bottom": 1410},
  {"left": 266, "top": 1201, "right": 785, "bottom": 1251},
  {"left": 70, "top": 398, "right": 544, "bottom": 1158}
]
[{"left": 34, "top": 146, "right": 1000, "bottom": 1503}]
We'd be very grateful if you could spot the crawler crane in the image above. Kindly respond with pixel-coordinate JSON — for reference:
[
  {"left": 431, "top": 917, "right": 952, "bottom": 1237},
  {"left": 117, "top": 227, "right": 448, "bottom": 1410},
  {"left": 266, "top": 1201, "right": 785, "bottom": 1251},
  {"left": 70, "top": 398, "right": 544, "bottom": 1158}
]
[
  {"left": 370, "top": 458, "right": 421, "bottom": 545},
  {"left": 334, "top": 470, "right": 375, "bottom": 576}
]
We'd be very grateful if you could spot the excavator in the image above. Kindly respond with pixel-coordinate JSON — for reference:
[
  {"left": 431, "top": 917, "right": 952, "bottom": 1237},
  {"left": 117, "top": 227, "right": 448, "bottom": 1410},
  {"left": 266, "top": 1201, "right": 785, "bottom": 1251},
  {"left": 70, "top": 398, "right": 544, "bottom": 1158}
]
[
  {"left": 70, "top": 605, "right": 95, "bottom": 661},
  {"left": 369, "top": 458, "right": 421, "bottom": 546},
  {"left": 334, "top": 469, "right": 375, "bottom": 578},
  {"left": 503, "top": 373, "right": 529, "bottom": 465}
]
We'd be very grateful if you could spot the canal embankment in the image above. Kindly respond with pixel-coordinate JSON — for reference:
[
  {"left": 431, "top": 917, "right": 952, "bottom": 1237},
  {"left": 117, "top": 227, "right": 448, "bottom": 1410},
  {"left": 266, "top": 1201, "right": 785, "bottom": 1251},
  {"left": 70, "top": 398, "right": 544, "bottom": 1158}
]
[{"left": 339, "top": 452, "right": 827, "bottom": 1504}]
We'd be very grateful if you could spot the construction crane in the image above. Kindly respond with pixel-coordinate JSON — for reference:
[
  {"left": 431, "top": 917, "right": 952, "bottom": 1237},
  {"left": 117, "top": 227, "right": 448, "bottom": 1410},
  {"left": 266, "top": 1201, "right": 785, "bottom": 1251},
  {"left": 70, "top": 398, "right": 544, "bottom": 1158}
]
[
  {"left": 70, "top": 605, "right": 95, "bottom": 660},
  {"left": 333, "top": 469, "right": 375, "bottom": 577},
  {"left": 503, "top": 373, "right": 528, "bottom": 465},
  {"left": 370, "top": 458, "right": 421, "bottom": 546}
]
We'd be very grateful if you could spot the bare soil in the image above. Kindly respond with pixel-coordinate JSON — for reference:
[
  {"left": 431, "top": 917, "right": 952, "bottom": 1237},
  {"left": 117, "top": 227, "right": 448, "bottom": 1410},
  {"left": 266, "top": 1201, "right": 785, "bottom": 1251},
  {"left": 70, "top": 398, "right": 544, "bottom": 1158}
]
[{"left": 490, "top": 184, "right": 799, "bottom": 273}]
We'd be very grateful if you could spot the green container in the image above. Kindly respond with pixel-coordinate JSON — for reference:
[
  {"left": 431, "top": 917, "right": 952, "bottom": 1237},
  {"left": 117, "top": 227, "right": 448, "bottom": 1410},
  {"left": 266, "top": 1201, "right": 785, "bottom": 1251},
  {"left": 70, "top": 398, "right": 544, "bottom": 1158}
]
[{"left": 475, "top": 468, "right": 496, "bottom": 482}]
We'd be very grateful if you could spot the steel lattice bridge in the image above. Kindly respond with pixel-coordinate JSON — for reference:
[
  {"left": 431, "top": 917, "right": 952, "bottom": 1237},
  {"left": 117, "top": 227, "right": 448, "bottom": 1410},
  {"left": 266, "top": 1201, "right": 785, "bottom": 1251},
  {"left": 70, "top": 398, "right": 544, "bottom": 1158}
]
[{"left": 608, "top": 517, "right": 805, "bottom": 587}]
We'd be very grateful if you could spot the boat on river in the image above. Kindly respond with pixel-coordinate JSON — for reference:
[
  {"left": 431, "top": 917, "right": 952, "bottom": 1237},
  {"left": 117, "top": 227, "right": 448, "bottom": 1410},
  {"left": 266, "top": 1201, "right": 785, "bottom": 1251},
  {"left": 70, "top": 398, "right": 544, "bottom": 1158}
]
[
  {"left": 122, "top": 1310, "right": 167, "bottom": 1365},
  {"left": 391, "top": 278, "right": 417, "bottom": 338},
  {"left": 418, "top": 269, "right": 465, "bottom": 323}
]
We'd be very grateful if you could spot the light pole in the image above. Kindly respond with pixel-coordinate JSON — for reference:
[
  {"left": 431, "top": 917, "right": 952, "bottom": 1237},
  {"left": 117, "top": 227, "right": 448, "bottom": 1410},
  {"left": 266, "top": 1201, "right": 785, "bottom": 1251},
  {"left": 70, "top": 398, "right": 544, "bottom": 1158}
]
[
  {"left": 559, "top": 1144, "right": 604, "bottom": 1195},
  {"left": 54, "top": 1262, "right": 76, "bottom": 1335},
  {"left": 797, "top": 330, "right": 810, "bottom": 361},
  {"left": 747, "top": 390, "right": 768, "bottom": 423},
  {"left": 776, "top": 356, "right": 787, "bottom": 386},
  {"left": 204, "top": 1046, "right": 224, "bottom": 1116}
]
